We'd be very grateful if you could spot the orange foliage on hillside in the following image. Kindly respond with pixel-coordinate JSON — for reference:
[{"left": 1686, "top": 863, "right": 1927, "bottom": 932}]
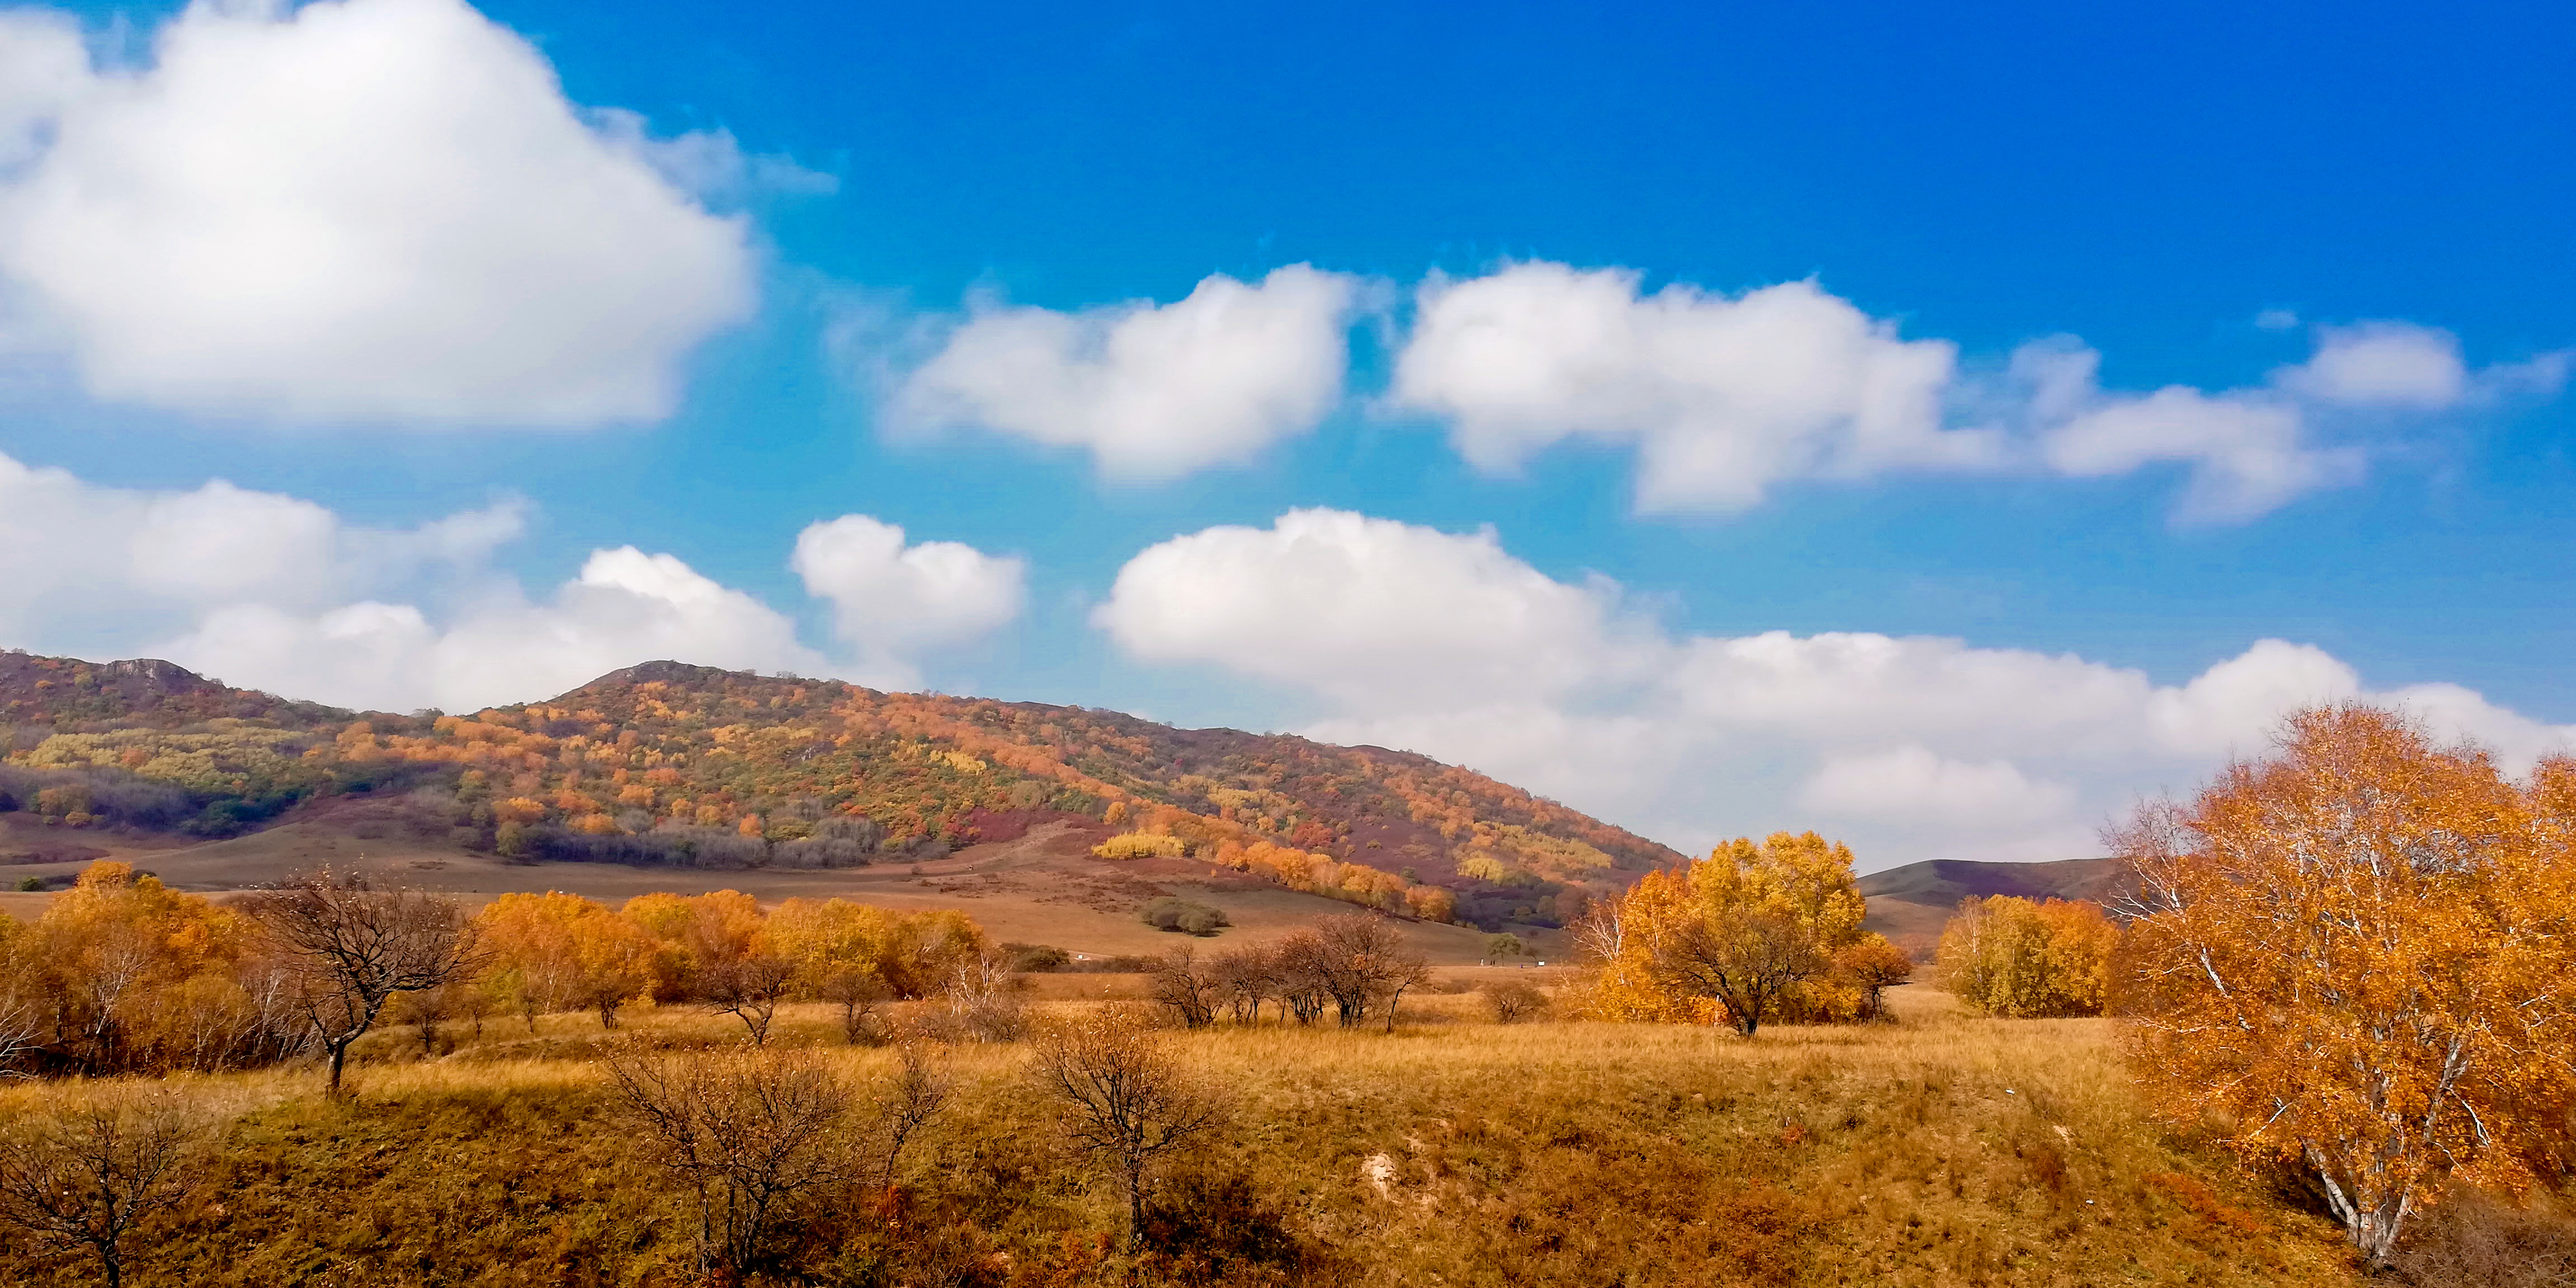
[{"left": 2, "top": 656, "right": 1684, "bottom": 927}]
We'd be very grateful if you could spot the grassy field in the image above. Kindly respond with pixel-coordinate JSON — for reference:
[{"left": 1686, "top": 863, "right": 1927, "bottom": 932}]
[{"left": 0, "top": 985, "right": 2405, "bottom": 1288}]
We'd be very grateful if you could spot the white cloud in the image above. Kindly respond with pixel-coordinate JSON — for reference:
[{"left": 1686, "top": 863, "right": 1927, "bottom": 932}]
[
  {"left": 0, "top": 0, "right": 754, "bottom": 425},
  {"left": 890, "top": 265, "right": 1362, "bottom": 480},
  {"left": 2039, "top": 381, "right": 2364, "bottom": 524},
  {"left": 1389, "top": 263, "right": 1992, "bottom": 512},
  {"left": 0, "top": 451, "right": 522, "bottom": 634},
  {"left": 2278, "top": 321, "right": 2468, "bottom": 409},
  {"left": 1100, "top": 509, "right": 2576, "bottom": 866},
  {"left": 0, "top": 451, "right": 1022, "bottom": 711},
  {"left": 169, "top": 548, "right": 830, "bottom": 713},
  {"left": 1798, "top": 746, "right": 2075, "bottom": 829},
  {"left": 1386, "top": 262, "right": 2568, "bottom": 523},
  {"left": 1095, "top": 508, "right": 1647, "bottom": 706},
  {"left": 792, "top": 515, "right": 1026, "bottom": 684}
]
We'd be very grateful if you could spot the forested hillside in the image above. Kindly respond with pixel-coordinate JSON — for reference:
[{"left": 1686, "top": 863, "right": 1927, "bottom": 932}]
[{"left": 0, "top": 653, "right": 1684, "bottom": 929}]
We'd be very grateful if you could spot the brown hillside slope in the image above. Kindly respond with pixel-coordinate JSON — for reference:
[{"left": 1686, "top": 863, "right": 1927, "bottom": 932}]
[
  {"left": 0, "top": 654, "right": 1685, "bottom": 931},
  {"left": 1859, "top": 856, "right": 2125, "bottom": 954},
  {"left": 0, "top": 650, "right": 347, "bottom": 731}
]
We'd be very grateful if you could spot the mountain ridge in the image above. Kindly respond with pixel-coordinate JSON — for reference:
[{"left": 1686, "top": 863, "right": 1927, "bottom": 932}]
[{"left": 0, "top": 652, "right": 1685, "bottom": 930}]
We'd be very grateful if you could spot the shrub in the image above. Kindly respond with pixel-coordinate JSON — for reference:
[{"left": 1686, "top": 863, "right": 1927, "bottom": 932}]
[
  {"left": 1002, "top": 943, "right": 1072, "bottom": 973},
  {"left": 1484, "top": 980, "right": 1547, "bottom": 1024},
  {"left": 1137, "top": 1168, "right": 1320, "bottom": 1280},
  {"left": 1138, "top": 897, "right": 1229, "bottom": 936}
]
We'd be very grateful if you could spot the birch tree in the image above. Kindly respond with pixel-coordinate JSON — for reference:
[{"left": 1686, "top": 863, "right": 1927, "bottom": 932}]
[{"left": 2115, "top": 704, "right": 2576, "bottom": 1266}]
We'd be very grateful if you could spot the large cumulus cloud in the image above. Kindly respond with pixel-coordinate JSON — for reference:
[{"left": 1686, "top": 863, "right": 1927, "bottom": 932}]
[
  {"left": 1097, "top": 508, "right": 2576, "bottom": 866},
  {"left": 0, "top": 0, "right": 756, "bottom": 425}
]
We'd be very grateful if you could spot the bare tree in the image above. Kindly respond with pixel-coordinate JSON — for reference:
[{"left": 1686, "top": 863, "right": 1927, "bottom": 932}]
[
  {"left": 1208, "top": 944, "right": 1277, "bottom": 1025},
  {"left": 1370, "top": 948, "right": 1435, "bottom": 1034},
  {"left": 245, "top": 867, "right": 481, "bottom": 1093},
  {"left": 1483, "top": 979, "right": 1547, "bottom": 1024},
  {"left": 1271, "top": 931, "right": 1331, "bottom": 1026},
  {"left": 819, "top": 964, "right": 892, "bottom": 1046},
  {"left": 942, "top": 953, "right": 1027, "bottom": 1043},
  {"left": 1309, "top": 915, "right": 1432, "bottom": 1031},
  {"left": 1570, "top": 899, "right": 1627, "bottom": 965},
  {"left": 0, "top": 1093, "right": 203, "bottom": 1288},
  {"left": 0, "top": 974, "right": 36, "bottom": 1078},
  {"left": 1147, "top": 946, "right": 1219, "bottom": 1029},
  {"left": 1029, "top": 1007, "right": 1225, "bottom": 1249},
  {"left": 1653, "top": 911, "right": 1823, "bottom": 1037},
  {"left": 609, "top": 1045, "right": 947, "bottom": 1277},
  {"left": 609, "top": 1048, "right": 854, "bottom": 1278},
  {"left": 699, "top": 955, "right": 795, "bottom": 1046},
  {"left": 863, "top": 1044, "right": 948, "bottom": 1186},
  {"left": 393, "top": 982, "right": 460, "bottom": 1058},
  {"left": 454, "top": 977, "right": 494, "bottom": 1042}
]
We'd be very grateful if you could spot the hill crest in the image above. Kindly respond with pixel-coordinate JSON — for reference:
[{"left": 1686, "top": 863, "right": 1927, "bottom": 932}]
[
  {"left": 1856, "top": 855, "right": 2127, "bottom": 954},
  {"left": 0, "top": 654, "right": 1685, "bottom": 931}
]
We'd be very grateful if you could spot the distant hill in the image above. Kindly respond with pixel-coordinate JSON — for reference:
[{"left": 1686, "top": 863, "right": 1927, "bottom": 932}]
[
  {"left": 1858, "top": 856, "right": 2127, "bottom": 956},
  {"left": 0, "top": 653, "right": 1685, "bottom": 931},
  {"left": 0, "top": 651, "right": 347, "bottom": 730}
]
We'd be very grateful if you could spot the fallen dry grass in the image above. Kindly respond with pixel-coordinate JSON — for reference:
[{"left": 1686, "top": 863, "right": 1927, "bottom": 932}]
[{"left": 0, "top": 988, "right": 2422, "bottom": 1286}]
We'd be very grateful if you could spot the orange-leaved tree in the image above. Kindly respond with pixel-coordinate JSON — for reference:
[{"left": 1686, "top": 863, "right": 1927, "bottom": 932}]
[
  {"left": 1579, "top": 831, "right": 1900, "bottom": 1033},
  {"left": 1937, "top": 895, "right": 2116, "bottom": 1017},
  {"left": 2115, "top": 704, "right": 2576, "bottom": 1265}
]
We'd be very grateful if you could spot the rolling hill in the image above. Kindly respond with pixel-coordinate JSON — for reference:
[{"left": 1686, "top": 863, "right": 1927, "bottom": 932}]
[
  {"left": 1857, "top": 856, "right": 2127, "bottom": 954},
  {"left": 0, "top": 651, "right": 1685, "bottom": 936}
]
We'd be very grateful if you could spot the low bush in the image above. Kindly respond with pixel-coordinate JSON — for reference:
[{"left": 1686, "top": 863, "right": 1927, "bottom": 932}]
[
  {"left": 1484, "top": 979, "right": 1548, "bottom": 1023},
  {"left": 1138, "top": 897, "right": 1229, "bottom": 936}
]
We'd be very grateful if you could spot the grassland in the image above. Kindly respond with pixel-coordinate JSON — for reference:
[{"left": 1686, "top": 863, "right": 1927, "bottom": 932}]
[{"left": 0, "top": 986, "right": 2400, "bottom": 1288}]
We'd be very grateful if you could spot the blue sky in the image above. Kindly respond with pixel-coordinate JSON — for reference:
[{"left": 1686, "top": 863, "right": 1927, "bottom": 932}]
[{"left": 1, "top": 0, "right": 2569, "bottom": 866}]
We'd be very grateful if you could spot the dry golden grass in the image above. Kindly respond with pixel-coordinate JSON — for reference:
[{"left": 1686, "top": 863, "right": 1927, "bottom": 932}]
[{"left": 0, "top": 987, "right": 2392, "bottom": 1287}]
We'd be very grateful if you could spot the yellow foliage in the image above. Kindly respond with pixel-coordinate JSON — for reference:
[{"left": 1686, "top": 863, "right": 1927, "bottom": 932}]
[
  {"left": 1092, "top": 831, "right": 1189, "bottom": 860},
  {"left": 1697, "top": 832, "right": 1868, "bottom": 953},
  {"left": 763, "top": 898, "right": 987, "bottom": 1000},
  {"left": 493, "top": 797, "right": 550, "bottom": 825},
  {"left": 1403, "top": 886, "right": 1457, "bottom": 922},
  {"left": 1937, "top": 896, "right": 2115, "bottom": 1017},
  {"left": 13, "top": 860, "right": 262, "bottom": 1072},
  {"left": 617, "top": 889, "right": 765, "bottom": 1002}
]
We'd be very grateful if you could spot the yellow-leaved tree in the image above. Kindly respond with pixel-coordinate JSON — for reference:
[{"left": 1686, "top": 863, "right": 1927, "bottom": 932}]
[
  {"left": 1578, "top": 831, "right": 1905, "bottom": 1033},
  {"left": 472, "top": 892, "right": 652, "bottom": 1030},
  {"left": 1937, "top": 895, "right": 2116, "bottom": 1017},
  {"left": 2116, "top": 704, "right": 2576, "bottom": 1266}
]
